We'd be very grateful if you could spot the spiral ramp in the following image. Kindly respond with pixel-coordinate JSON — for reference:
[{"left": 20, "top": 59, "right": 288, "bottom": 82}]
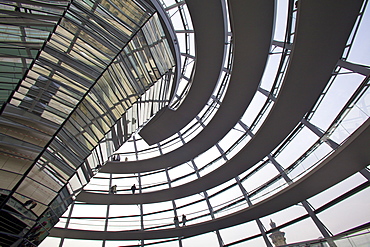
[{"left": 0, "top": 0, "right": 369, "bottom": 246}]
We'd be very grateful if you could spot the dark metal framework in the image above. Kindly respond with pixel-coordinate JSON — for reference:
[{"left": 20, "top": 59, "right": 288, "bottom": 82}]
[
  {"left": 1, "top": 0, "right": 370, "bottom": 246},
  {"left": 0, "top": 0, "right": 177, "bottom": 245}
]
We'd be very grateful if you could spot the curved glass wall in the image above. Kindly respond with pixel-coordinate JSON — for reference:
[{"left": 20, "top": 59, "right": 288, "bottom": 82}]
[
  {"left": 1, "top": 0, "right": 370, "bottom": 246},
  {"left": 42, "top": 0, "right": 370, "bottom": 246},
  {"left": 113, "top": 0, "right": 293, "bottom": 161},
  {"left": 43, "top": 0, "right": 370, "bottom": 244},
  {"left": 0, "top": 0, "right": 176, "bottom": 245}
]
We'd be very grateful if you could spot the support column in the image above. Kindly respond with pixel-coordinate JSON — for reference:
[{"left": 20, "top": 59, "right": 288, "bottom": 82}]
[
  {"left": 102, "top": 204, "right": 110, "bottom": 247},
  {"left": 235, "top": 176, "right": 273, "bottom": 247},
  {"left": 102, "top": 174, "right": 113, "bottom": 247},
  {"left": 258, "top": 87, "right": 277, "bottom": 101},
  {"left": 360, "top": 168, "right": 370, "bottom": 181},
  {"left": 133, "top": 136, "right": 144, "bottom": 247},
  {"left": 268, "top": 155, "right": 336, "bottom": 247},
  {"left": 216, "top": 119, "right": 272, "bottom": 246},
  {"left": 301, "top": 118, "right": 339, "bottom": 149},
  {"left": 158, "top": 144, "right": 183, "bottom": 247},
  {"left": 178, "top": 132, "right": 224, "bottom": 246},
  {"left": 337, "top": 59, "right": 370, "bottom": 77},
  {"left": 59, "top": 201, "right": 75, "bottom": 247},
  {"left": 239, "top": 119, "right": 336, "bottom": 246}
]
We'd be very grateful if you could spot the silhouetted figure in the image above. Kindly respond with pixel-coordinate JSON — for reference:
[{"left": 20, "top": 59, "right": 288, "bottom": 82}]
[
  {"left": 110, "top": 185, "right": 117, "bottom": 194},
  {"left": 131, "top": 184, "right": 136, "bottom": 194},
  {"left": 112, "top": 154, "right": 120, "bottom": 161},
  {"left": 125, "top": 157, "right": 128, "bottom": 162},
  {"left": 174, "top": 216, "right": 180, "bottom": 228},
  {"left": 182, "top": 214, "right": 187, "bottom": 226}
]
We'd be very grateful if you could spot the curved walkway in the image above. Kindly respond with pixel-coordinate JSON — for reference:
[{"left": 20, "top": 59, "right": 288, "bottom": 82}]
[
  {"left": 83, "top": 0, "right": 363, "bottom": 204},
  {"left": 50, "top": 117, "right": 370, "bottom": 240},
  {"left": 139, "top": 0, "right": 228, "bottom": 145},
  {"left": 101, "top": 0, "right": 275, "bottom": 174}
]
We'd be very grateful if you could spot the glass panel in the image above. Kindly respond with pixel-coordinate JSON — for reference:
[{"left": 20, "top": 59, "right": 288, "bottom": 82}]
[
  {"left": 220, "top": 221, "right": 260, "bottom": 245},
  {"left": 182, "top": 232, "right": 220, "bottom": 247}
]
